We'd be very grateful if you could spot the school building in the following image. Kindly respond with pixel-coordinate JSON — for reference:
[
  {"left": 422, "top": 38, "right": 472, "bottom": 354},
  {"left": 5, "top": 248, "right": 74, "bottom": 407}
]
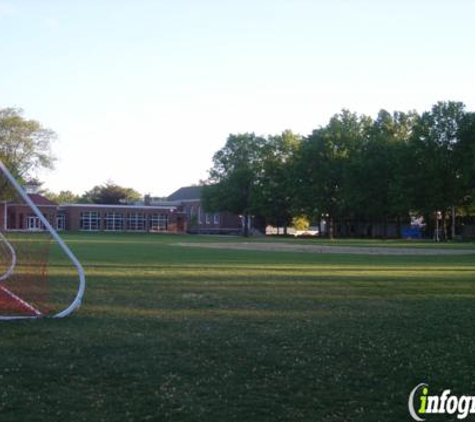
[{"left": 1, "top": 186, "right": 242, "bottom": 234}]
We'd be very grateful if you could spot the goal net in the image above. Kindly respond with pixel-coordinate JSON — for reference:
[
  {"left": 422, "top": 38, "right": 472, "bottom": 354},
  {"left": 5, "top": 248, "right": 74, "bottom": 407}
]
[{"left": 0, "top": 160, "right": 85, "bottom": 320}]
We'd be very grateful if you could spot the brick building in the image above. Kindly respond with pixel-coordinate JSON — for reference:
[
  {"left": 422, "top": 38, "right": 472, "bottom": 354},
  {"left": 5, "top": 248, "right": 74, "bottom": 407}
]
[
  {"left": 1, "top": 186, "right": 242, "bottom": 234},
  {"left": 167, "top": 186, "right": 242, "bottom": 234},
  {"left": 59, "top": 204, "right": 184, "bottom": 232},
  {"left": 1, "top": 194, "right": 59, "bottom": 231}
]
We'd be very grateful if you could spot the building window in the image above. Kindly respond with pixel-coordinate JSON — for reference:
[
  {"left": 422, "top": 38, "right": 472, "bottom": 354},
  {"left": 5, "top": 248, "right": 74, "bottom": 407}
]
[
  {"left": 27, "top": 216, "right": 44, "bottom": 231},
  {"left": 80, "top": 211, "right": 100, "bottom": 231},
  {"left": 128, "top": 213, "right": 145, "bottom": 231},
  {"left": 150, "top": 214, "right": 168, "bottom": 232},
  {"left": 57, "top": 215, "right": 66, "bottom": 231},
  {"left": 205, "top": 213, "right": 211, "bottom": 225},
  {"left": 104, "top": 212, "right": 125, "bottom": 231},
  {"left": 198, "top": 206, "right": 202, "bottom": 225},
  {"left": 214, "top": 213, "right": 219, "bottom": 225}
]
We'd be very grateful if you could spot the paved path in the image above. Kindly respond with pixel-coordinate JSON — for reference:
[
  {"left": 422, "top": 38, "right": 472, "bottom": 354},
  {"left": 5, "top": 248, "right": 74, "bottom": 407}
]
[{"left": 176, "top": 242, "right": 475, "bottom": 256}]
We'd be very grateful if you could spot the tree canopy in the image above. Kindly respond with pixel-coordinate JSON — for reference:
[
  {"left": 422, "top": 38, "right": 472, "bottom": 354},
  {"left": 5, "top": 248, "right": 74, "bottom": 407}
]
[
  {"left": 81, "top": 182, "right": 142, "bottom": 205},
  {"left": 203, "top": 101, "right": 475, "bottom": 238},
  {"left": 0, "top": 107, "right": 56, "bottom": 178},
  {"left": 44, "top": 190, "right": 81, "bottom": 204},
  {"left": 202, "top": 133, "right": 266, "bottom": 235}
]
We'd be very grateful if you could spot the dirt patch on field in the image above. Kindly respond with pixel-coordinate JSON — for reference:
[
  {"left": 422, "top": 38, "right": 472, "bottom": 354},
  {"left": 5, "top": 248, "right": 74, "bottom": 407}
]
[{"left": 175, "top": 242, "right": 475, "bottom": 256}]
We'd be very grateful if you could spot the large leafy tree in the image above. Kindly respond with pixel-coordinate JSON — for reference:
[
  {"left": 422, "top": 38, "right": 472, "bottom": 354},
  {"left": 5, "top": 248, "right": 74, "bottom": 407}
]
[
  {"left": 81, "top": 182, "right": 142, "bottom": 205},
  {"left": 409, "top": 101, "right": 467, "bottom": 238},
  {"left": 345, "top": 110, "right": 417, "bottom": 237},
  {"left": 295, "top": 110, "right": 370, "bottom": 239},
  {"left": 202, "top": 133, "right": 266, "bottom": 236},
  {"left": 253, "top": 130, "right": 301, "bottom": 233},
  {"left": 455, "top": 111, "right": 475, "bottom": 218},
  {"left": 0, "top": 107, "right": 56, "bottom": 178}
]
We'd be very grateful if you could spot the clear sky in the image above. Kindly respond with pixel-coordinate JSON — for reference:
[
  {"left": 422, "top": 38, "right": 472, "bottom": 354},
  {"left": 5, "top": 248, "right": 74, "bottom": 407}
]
[{"left": 1, "top": 0, "right": 474, "bottom": 197}]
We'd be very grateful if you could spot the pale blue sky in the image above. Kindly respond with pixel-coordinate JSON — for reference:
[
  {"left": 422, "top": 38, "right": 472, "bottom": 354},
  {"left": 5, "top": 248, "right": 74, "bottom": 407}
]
[{"left": 1, "top": 0, "right": 474, "bottom": 196}]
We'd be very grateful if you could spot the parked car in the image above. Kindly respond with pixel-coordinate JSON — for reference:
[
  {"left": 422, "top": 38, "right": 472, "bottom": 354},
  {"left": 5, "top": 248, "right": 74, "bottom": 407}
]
[{"left": 294, "top": 226, "right": 319, "bottom": 237}]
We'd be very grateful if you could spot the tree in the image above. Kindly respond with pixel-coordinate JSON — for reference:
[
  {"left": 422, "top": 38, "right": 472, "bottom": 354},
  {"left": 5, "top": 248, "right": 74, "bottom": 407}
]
[
  {"left": 202, "top": 133, "right": 266, "bottom": 236},
  {"left": 253, "top": 130, "right": 301, "bottom": 234},
  {"left": 345, "top": 110, "right": 417, "bottom": 237},
  {"left": 81, "top": 182, "right": 142, "bottom": 205},
  {"left": 44, "top": 190, "right": 81, "bottom": 204},
  {"left": 292, "top": 215, "right": 309, "bottom": 231},
  {"left": 455, "top": 111, "right": 475, "bottom": 224},
  {"left": 294, "top": 110, "right": 370, "bottom": 239},
  {"left": 409, "top": 101, "right": 467, "bottom": 239},
  {"left": 0, "top": 108, "right": 56, "bottom": 178},
  {"left": 459, "top": 112, "right": 475, "bottom": 189}
]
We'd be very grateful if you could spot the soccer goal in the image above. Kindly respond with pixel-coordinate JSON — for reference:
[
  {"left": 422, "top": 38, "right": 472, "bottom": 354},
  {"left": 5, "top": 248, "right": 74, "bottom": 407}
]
[{"left": 0, "top": 159, "right": 85, "bottom": 320}]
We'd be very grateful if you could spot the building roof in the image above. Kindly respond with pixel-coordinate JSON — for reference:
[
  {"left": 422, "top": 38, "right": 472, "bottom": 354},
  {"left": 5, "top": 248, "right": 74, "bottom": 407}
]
[
  {"left": 167, "top": 186, "right": 202, "bottom": 201},
  {"left": 59, "top": 203, "right": 178, "bottom": 211},
  {"left": 28, "top": 194, "right": 58, "bottom": 206}
]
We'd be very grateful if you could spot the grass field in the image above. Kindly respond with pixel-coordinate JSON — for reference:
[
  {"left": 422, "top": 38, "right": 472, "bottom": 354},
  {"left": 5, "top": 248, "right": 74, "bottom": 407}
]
[{"left": 2, "top": 233, "right": 475, "bottom": 421}]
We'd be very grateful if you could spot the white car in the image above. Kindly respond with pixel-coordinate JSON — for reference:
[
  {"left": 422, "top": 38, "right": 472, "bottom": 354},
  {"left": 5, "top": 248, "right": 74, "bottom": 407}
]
[{"left": 294, "top": 227, "right": 319, "bottom": 237}]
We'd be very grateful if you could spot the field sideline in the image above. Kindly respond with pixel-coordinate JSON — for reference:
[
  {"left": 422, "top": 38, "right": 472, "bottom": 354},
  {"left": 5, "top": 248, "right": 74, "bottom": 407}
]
[{"left": 2, "top": 233, "right": 475, "bottom": 421}]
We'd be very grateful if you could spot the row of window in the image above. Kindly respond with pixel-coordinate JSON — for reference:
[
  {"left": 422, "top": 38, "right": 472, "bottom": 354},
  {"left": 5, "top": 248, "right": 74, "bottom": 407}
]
[
  {"left": 20, "top": 210, "right": 217, "bottom": 231},
  {"left": 188, "top": 206, "right": 220, "bottom": 225},
  {"left": 80, "top": 212, "right": 168, "bottom": 231},
  {"left": 206, "top": 213, "right": 220, "bottom": 225},
  {"left": 24, "top": 215, "right": 65, "bottom": 231}
]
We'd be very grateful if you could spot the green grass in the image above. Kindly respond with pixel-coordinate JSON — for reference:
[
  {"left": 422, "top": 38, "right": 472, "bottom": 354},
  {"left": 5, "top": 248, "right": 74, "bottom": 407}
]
[{"left": 2, "top": 233, "right": 475, "bottom": 421}]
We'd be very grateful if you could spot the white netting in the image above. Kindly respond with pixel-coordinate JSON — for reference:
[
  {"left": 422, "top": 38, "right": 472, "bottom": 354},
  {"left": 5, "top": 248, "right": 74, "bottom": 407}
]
[{"left": 0, "top": 161, "right": 85, "bottom": 319}]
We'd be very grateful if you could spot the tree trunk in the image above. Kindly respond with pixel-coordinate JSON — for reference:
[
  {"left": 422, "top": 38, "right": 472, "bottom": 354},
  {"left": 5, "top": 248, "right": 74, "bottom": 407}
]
[
  {"left": 382, "top": 216, "right": 388, "bottom": 239},
  {"left": 242, "top": 213, "right": 249, "bottom": 237},
  {"left": 424, "top": 213, "right": 433, "bottom": 239},
  {"left": 451, "top": 206, "right": 456, "bottom": 239},
  {"left": 442, "top": 210, "right": 448, "bottom": 241},
  {"left": 328, "top": 216, "right": 334, "bottom": 240},
  {"left": 396, "top": 215, "right": 402, "bottom": 239},
  {"left": 434, "top": 211, "right": 443, "bottom": 242}
]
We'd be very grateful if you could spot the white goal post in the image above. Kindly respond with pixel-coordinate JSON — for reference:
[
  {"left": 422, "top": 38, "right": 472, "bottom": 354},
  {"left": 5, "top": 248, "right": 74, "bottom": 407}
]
[
  {"left": 0, "top": 229, "right": 16, "bottom": 281},
  {"left": 0, "top": 159, "right": 86, "bottom": 320}
]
